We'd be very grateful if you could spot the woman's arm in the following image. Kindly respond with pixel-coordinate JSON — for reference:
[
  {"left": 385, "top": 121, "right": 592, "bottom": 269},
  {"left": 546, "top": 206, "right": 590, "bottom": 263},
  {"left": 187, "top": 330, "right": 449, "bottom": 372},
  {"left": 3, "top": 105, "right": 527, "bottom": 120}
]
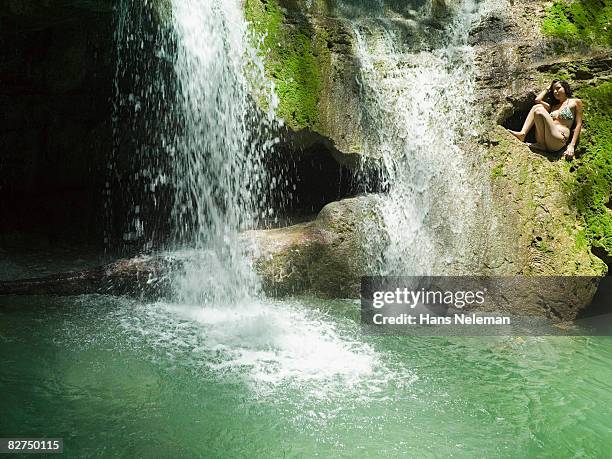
[
  {"left": 534, "top": 89, "right": 550, "bottom": 111},
  {"left": 564, "top": 99, "right": 583, "bottom": 160}
]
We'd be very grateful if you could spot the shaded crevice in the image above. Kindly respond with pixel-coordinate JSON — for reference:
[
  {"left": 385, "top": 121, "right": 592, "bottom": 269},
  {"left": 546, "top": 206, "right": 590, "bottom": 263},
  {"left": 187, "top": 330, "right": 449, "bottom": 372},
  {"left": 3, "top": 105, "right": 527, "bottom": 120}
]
[
  {"left": 592, "top": 246, "right": 612, "bottom": 276},
  {"left": 266, "top": 127, "right": 385, "bottom": 226},
  {"left": 499, "top": 93, "right": 537, "bottom": 143},
  {"left": 575, "top": 276, "right": 612, "bottom": 320},
  {"left": 497, "top": 92, "right": 536, "bottom": 142}
]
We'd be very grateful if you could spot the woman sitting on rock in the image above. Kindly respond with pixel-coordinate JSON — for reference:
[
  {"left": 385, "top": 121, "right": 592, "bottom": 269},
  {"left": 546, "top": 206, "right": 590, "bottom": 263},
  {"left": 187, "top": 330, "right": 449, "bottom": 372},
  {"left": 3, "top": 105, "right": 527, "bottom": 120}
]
[{"left": 509, "top": 80, "right": 583, "bottom": 159}]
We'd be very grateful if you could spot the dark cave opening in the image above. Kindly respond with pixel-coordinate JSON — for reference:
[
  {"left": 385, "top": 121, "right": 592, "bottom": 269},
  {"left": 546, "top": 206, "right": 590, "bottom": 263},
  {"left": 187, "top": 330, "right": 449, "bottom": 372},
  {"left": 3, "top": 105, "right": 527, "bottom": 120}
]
[
  {"left": 592, "top": 246, "right": 612, "bottom": 277},
  {"left": 500, "top": 109, "right": 537, "bottom": 144},
  {"left": 575, "top": 276, "right": 612, "bottom": 323},
  {"left": 263, "top": 130, "right": 385, "bottom": 228},
  {"left": 0, "top": 5, "right": 113, "bottom": 248}
]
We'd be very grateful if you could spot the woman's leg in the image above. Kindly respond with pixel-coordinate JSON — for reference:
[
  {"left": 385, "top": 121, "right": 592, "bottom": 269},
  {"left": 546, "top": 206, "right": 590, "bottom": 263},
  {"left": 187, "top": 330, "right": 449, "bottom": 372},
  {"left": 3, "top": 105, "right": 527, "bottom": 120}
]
[
  {"left": 534, "top": 106, "right": 566, "bottom": 151},
  {"left": 530, "top": 106, "right": 548, "bottom": 149},
  {"left": 509, "top": 105, "right": 538, "bottom": 141}
]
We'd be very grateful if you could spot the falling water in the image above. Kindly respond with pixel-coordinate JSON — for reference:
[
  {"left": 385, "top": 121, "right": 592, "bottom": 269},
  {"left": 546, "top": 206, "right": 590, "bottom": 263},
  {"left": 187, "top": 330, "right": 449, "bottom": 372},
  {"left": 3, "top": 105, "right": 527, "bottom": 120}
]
[
  {"left": 167, "top": 0, "right": 279, "bottom": 304},
  {"left": 114, "top": 0, "right": 279, "bottom": 304},
  {"left": 341, "top": 0, "right": 491, "bottom": 275},
  {"left": 113, "top": 0, "right": 383, "bottom": 387}
]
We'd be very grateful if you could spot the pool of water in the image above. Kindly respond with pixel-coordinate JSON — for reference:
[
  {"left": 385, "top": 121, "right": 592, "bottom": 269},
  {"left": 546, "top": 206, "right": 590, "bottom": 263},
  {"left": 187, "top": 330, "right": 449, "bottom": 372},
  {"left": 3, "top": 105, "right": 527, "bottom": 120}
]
[{"left": 1, "top": 291, "right": 611, "bottom": 457}]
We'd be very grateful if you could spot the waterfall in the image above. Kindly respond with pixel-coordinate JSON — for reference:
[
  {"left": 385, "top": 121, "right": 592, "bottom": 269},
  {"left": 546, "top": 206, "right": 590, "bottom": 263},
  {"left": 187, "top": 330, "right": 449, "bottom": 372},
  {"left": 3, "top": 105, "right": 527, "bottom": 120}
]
[
  {"left": 168, "top": 0, "right": 279, "bottom": 304},
  {"left": 341, "top": 0, "right": 490, "bottom": 275},
  {"left": 113, "top": 1, "right": 383, "bottom": 387},
  {"left": 114, "top": 0, "right": 279, "bottom": 305},
  {"left": 110, "top": 0, "right": 503, "bottom": 387},
  {"left": 113, "top": 0, "right": 499, "bottom": 293}
]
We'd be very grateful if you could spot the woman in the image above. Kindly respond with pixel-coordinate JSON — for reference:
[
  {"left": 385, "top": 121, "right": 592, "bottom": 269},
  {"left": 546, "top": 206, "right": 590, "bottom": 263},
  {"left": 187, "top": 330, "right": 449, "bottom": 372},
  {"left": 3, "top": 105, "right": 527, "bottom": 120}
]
[{"left": 509, "top": 80, "right": 583, "bottom": 159}]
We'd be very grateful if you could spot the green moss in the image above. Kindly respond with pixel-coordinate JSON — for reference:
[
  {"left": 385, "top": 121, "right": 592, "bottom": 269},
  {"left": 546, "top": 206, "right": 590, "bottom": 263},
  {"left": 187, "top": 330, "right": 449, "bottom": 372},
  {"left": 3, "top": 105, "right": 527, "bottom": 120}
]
[
  {"left": 571, "top": 82, "right": 612, "bottom": 264},
  {"left": 545, "top": 69, "right": 572, "bottom": 82},
  {"left": 535, "top": 240, "right": 555, "bottom": 253},
  {"left": 542, "top": 0, "right": 612, "bottom": 47},
  {"left": 244, "top": 0, "right": 327, "bottom": 130},
  {"left": 491, "top": 163, "right": 505, "bottom": 178},
  {"left": 575, "top": 229, "right": 588, "bottom": 250}
]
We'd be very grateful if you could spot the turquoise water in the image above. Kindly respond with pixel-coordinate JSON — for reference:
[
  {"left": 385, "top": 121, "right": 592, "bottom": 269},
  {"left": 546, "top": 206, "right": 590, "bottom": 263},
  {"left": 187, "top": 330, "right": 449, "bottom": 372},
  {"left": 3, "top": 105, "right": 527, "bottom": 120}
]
[{"left": 1, "top": 293, "right": 611, "bottom": 458}]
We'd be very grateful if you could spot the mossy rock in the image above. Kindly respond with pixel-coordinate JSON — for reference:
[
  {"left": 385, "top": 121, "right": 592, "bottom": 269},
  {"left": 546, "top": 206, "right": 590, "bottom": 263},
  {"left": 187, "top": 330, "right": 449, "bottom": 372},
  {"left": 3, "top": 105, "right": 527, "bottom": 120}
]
[
  {"left": 570, "top": 82, "right": 612, "bottom": 265},
  {"left": 486, "top": 126, "right": 606, "bottom": 276},
  {"left": 243, "top": 0, "right": 365, "bottom": 155},
  {"left": 542, "top": 0, "right": 612, "bottom": 48},
  {"left": 244, "top": 0, "right": 330, "bottom": 131}
]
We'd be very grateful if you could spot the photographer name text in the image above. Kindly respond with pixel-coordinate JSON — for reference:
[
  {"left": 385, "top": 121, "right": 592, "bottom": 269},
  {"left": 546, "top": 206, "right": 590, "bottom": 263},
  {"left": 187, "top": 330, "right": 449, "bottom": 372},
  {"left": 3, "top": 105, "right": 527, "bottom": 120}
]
[{"left": 371, "top": 313, "right": 511, "bottom": 325}]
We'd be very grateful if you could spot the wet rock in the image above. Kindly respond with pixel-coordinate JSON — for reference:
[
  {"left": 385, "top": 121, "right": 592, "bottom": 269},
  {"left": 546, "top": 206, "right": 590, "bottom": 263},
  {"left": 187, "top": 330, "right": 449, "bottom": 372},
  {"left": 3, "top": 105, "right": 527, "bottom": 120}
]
[
  {"left": 468, "top": 13, "right": 512, "bottom": 45},
  {"left": 0, "top": 255, "right": 181, "bottom": 297},
  {"left": 243, "top": 195, "right": 386, "bottom": 297}
]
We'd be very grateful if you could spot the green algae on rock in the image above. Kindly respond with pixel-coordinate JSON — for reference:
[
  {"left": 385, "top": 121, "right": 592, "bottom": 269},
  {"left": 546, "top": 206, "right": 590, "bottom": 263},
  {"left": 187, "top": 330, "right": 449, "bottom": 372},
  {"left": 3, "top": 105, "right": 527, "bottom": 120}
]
[
  {"left": 487, "top": 126, "right": 606, "bottom": 277},
  {"left": 571, "top": 82, "right": 612, "bottom": 267},
  {"left": 542, "top": 0, "right": 612, "bottom": 47},
  {"left": 532, "top": 61, "right": 612, "bottom": 271},
  {"left": 244, "top": 0, "right": 329, "bottom": 131},
  {"left": 243, "top": 0, "right": 370, "bottom": 156}
]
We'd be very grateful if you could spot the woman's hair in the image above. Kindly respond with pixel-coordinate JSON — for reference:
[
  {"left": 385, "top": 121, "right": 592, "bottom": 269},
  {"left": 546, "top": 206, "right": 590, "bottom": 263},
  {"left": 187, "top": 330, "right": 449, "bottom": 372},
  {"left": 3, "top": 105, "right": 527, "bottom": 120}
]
[{"left": 546, "top": 79, "right": 573, "bottom": 103}]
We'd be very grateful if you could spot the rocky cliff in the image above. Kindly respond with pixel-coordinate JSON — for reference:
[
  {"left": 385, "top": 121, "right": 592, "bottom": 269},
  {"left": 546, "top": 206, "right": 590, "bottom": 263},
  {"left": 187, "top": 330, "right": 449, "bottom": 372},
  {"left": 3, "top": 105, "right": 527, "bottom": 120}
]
[
  {"left": 243, "top": 0, "right": 611, "bottom": 316},
  {"left": 473, "top": 0, "right": 610, "bottom": 278}
]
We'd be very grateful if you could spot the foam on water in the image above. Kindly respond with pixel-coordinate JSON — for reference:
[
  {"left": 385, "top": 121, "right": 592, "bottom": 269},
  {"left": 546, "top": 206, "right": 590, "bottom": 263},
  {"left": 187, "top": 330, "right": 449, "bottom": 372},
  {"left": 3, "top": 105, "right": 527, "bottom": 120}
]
[{"left": 116, "top": 297, "right": 409, "bottom": 396}]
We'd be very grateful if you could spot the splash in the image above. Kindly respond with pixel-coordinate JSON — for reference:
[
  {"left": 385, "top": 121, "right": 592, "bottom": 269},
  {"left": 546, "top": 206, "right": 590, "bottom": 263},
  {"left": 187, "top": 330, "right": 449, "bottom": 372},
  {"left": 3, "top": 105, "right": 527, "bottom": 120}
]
[{"left": 118, "top": 298, "right": 390, "bottom": 393}]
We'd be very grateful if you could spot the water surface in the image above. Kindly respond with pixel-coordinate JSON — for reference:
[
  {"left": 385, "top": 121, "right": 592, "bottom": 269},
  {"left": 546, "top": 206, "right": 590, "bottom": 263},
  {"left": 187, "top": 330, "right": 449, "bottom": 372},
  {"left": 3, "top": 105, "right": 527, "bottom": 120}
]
[{"left": 1, "top": 293, "right": 610, "bottom": 457}]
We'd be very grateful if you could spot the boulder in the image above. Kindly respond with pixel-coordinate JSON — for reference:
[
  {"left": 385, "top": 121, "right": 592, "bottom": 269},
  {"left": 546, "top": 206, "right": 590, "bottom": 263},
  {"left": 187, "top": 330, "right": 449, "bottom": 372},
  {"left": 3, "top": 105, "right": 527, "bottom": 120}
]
[
  {"left": 479, "top": 126, "right": 606, "bottom": 277},
  {"left": 244, "top": 195, "right": 386, "bottom": 297}
]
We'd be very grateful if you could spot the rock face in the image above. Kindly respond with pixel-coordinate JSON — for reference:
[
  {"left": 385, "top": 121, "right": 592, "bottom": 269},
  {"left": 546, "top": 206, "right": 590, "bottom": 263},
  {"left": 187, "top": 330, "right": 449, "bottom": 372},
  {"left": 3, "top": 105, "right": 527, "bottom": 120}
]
[
  {"left": 243, "top": 195, "right": 386, "bottom": 297},
  {"left": 242, "top": 0, "right": 611, "bottom": 319},
  {"left": 469, "top": 0, "right": 611, "bottom": 281},
  {"left": 479, "top": 126, "right": 606, "bottom": 276},
  {"left": 244, "top": 0, "right": 364, "bottom": 157}
]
